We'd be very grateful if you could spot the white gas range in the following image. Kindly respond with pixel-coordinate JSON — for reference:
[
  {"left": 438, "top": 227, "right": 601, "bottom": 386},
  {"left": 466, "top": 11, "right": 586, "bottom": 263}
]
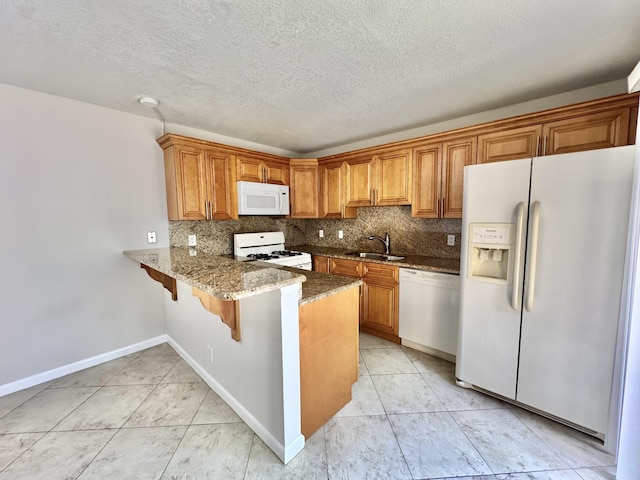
[{"left": 233, "top": 232, "right": 312, "bottom": 270}]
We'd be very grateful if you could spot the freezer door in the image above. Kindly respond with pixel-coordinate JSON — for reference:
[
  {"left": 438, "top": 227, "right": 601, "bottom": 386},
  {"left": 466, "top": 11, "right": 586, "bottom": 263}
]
[
  {"left": 517, "top": 146, "right": 635, "bottom": 434},
  {"left": 456, "top": 158, "right": 531, "bottom": 399}
]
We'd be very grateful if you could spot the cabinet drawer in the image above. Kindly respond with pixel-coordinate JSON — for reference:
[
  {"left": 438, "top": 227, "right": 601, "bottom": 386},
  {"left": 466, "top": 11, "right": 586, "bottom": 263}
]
[
  {"left": 361, "top": 263, "right": 399, "bottom": 284},
  {"left": 328, "top": 258, "right": 362, "bottom": 278},
  {"left": 312, "top": 255, "right": 329, "bottom": 273}
]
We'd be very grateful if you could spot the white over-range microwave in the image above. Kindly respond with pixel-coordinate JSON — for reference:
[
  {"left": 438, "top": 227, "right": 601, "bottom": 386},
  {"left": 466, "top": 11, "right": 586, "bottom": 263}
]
[{"left": 237, "top": 181, "right": 290, "bottom": 216}]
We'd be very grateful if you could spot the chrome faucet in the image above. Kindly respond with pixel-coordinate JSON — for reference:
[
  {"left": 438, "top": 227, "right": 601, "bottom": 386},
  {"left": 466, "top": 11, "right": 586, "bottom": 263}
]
[{"left": 368, "top": 232, "right": 391, "bottom": 255}]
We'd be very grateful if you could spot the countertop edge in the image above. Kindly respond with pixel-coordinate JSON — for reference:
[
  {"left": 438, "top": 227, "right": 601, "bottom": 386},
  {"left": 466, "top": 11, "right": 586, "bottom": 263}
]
[{"left": 298, "top": 279, "right": 363, "bottom": 306}]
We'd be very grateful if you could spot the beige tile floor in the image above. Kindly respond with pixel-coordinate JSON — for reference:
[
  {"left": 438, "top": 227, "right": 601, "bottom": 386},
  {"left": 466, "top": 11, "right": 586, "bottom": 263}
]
[{"left": 0, "top": 334, "right": 616, "bottom": 479}]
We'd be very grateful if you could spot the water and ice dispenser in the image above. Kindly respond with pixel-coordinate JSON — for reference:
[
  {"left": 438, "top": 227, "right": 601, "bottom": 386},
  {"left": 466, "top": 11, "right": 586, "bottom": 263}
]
[{"left": 467, "top": 224, "right": 513, "bottom": 284}]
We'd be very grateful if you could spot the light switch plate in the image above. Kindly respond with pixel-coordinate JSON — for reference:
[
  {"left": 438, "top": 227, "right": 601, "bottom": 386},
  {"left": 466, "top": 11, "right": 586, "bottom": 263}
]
[
  {"left": 188, "top": 234, "right": 197, "bottom": 246},
  {"left": 338, "top": 230, "right": 344, "bottom": 239},
  {"left": 319, "top": 230, "right": 324, "bottom": 238},
  {"left": 447, "top": 234, "right": 456, "bottom": 246},
  {"left": 147, "top": 231, "right": 156, "bottom": 244}
]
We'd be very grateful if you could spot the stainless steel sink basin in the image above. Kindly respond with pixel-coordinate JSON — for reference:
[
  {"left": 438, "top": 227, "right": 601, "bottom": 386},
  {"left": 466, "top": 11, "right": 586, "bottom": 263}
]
[{"left": 346, "top": 252, "right": 405, "bottom": 261}]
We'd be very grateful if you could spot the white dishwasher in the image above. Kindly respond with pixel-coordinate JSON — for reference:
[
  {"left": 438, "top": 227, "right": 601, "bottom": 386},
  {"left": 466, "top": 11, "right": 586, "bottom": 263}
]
[{"left": 399, "top": 268, "right": 460, "bottom": 360}]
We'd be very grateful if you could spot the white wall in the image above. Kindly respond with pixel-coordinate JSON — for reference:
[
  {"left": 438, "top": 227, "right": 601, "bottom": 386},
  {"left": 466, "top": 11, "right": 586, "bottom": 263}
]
[
  {"left": 0, "top": 83, "right": 169, "bottom": 386},
  {"left": 164, "top": 280, "right": 303, "bottom": 462}
]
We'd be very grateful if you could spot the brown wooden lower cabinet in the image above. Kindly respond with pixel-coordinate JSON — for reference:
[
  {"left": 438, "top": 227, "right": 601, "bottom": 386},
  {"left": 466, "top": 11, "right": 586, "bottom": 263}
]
[
  {"left": 315, "top": 255, "right": 400, "bottom": 343},
  {"left": 299, "top": 286, "right": 359, "bottom": 438},
  {"left": 361, "top": 280, "right": 399, "bottom": 343}
]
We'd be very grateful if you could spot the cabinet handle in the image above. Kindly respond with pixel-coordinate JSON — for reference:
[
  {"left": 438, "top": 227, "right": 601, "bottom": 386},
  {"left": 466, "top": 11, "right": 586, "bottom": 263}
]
[
  {"left": 436, "top": 198, "right": 439, "bottom": 217},
  {"left": 206, "top": 201, "right": 211, "bottom": 220},
  {"left": 440, "top": 197, "right": 445, "bottom": 217},
  {"left": 263, "top": 166, "right": 267, "bottom": 183},
  {"left": 535, "top": 136, "right": 540, "bottom": 157},
  {"left": 542, "top": 136, "right": 547, "bottom": 156}
]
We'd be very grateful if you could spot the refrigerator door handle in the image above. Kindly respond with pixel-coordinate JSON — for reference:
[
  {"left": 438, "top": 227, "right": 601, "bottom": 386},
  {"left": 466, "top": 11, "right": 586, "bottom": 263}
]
[
  {"left": 525, "top": 201, "right": 541, "bottom": 312},
  {"left": 511, "top": 202, "right": 526, "bottom": 310}
]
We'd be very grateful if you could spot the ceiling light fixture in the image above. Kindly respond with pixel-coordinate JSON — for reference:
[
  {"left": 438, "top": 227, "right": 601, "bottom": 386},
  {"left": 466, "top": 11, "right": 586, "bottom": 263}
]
[
  {"left": 138, "top": 95, "right": 165, "bottom": 134},
  {"left": 138, "top": 96, "right": 159, "bottom": 108}
]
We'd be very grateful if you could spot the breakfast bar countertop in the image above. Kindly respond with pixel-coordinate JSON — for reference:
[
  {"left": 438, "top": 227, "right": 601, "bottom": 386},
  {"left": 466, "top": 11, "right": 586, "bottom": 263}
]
[
  {"left": 124, "top": 247, "right": 306, "bottom": 301},
  {"left": 124, "top": 247, "right": 362, "bottom": 304}
]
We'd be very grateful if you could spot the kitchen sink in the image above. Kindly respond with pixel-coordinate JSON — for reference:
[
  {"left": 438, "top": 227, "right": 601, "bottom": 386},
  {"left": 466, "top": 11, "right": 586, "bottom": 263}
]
[{"left": 346, "top": 252, "right": 405, "bottom": 261}]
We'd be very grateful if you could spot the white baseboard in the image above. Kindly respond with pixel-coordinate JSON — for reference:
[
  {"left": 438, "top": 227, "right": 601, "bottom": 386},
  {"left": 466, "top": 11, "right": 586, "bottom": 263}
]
[
  {"left": 0, "top": 335, "right": 168, "bottom": 397},
  {"left": 166, "top": 335, "right": 304, "bottom": 464}
]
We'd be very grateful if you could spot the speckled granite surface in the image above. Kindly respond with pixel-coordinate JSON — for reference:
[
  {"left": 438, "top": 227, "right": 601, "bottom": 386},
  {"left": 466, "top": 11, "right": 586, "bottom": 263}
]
[
  {"left": 125, "top": 247, "right": 361, "bottom": 305},
  {"left": 291, "top": 245, "right": 460, "bottom": 274},
  {"left": 169, "top": 206, "right": 461, "bottom": 259},
  {"left": 272, "top": 266, "right": 362, "bottom": 306},
  {"left": 124, "top": 247, "right": 305, "bottom": 300}
]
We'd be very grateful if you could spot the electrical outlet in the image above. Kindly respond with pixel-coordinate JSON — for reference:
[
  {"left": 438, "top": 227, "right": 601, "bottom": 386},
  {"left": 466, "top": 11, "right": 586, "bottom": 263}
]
[
  {"left": 447, "top": 234, "right": 456, "bottom": 246},
  {"left": 338, "top": 230, "right": 344, "bottom": 239},
  {"left": 188, "top": 234, "right": 197, "bottom": 246},
  {"left": 319, "top": 229, "right": 324, "bottom": 238},
  {"left": 147, "top": 231, "right": 156, "bottom": 244},
  {"left": 207, "top": 345, "right": 214, "bottom": 363}
]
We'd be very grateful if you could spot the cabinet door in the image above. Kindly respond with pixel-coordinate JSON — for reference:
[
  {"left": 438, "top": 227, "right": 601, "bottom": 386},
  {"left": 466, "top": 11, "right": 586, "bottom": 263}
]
[
  {"left": 477, "top": 125, "right": 543, "bottom": 164},
  {"left": 204, "top": 150, "right": 237, "bottom": 220},
  {"left": 264, "top": 160, "right": 290, "bottom": 185},
  {"left": 319, "top": 163, "right": 343, "bottom": 218},
  {"left": 362, "top": 280, "right": 399, "bottom": 337},
  {"left": 312, "top": 255, "right": 329, "bottom": 273},
  {"left": 290, "top": 164, "right": 319, "bottom": 218},
  {"left": 328, "top": 258, "right": 362, "bottom": 278},
  {"left": 442, "top": 137, "right": 477, "bottom": 218},
  {"left": 344, "top": 157, "right": 373, "bottom": 207},
  {"left": 171, "top": 145, "right": 208, "bottom": 220},
  {"left": 236, "top": 155, "right": 264, "bottom": 183},
  {"left": 411, "top": 143, "right": 442, "bottom": 218},
  {"left": 542, "top": 108, "right": 631, "bottom": 155},
  {"left": 373, "top": 149, "right": 412, "bottom": 206}
]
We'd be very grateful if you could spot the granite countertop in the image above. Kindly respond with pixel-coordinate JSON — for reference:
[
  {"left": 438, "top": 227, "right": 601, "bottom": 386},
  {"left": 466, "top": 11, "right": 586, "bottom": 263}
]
[
  {"left": 124, "top": 247, "right": 361, "bottom": 305},
  {"left": 124, "top": 247, "right": 306, "bottom": 301},
  {"left": 271, "top": 265, "right": 362, "bottom": 306},
  {"left": 288, "top": 245, "right": 460, "bottom": 274}
]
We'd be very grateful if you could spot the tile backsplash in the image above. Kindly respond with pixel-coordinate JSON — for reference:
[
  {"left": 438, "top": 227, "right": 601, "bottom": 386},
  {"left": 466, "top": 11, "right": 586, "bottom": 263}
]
[{"left": 169, "top": 206, "right": 462, "bottom": 259}]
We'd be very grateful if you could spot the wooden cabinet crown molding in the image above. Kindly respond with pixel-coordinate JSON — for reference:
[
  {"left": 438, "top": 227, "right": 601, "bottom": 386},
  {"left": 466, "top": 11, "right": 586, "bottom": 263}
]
[
  {"left": 157, "top": 133, "right": 290, "bottom": 165},
  {"left": 317, "top": 92, "right": 639, "bottom": 164}
]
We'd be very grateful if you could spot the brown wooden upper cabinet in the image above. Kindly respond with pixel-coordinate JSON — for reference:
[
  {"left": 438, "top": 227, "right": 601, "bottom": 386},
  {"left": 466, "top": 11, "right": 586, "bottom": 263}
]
[
  {"left": 237, "top": 154, "right": 289, "bottom": 185},
  {"left": 477, "top": 106, "right": 632, "bottom": 164},
  {"left": 343, "top": 148, "right": 412, "bottom": 208},
  {"left": 543, "top": 108, "right": 631, "bottom": 155},
  {"left": 289, "top": 159, "right": 319, "bottom": 218},
  {"left": 319, "top": 161, "right": 357, "bottom": 219},
  {"left": 412, "top": 137, "right": 477, "bottom": 219},
  {"left": 344, "top": 156, "right": 374, "bottom": 207},
  {"left": 372, "top": 149, "right": 412, "bottom": 206},
  {"left": 158, "top": 134, "right": 237, "bottom": 221}
]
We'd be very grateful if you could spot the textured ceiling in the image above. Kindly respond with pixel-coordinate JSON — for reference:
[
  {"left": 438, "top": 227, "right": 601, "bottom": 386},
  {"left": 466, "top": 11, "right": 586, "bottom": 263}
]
[{"left": 1, "top": 0, "right": 639, "bottom": 154}]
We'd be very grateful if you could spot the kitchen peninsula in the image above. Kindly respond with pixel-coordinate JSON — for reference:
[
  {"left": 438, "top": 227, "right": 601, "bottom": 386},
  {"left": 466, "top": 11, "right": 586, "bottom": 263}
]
[{"left": 123, "top": 247, "right": 361, "bottom": 464}]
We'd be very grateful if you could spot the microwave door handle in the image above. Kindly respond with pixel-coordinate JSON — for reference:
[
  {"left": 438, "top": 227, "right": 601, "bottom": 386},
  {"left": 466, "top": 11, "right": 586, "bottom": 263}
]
[{"left": 275, "top": 190, "right": 281, "bottom": 213}]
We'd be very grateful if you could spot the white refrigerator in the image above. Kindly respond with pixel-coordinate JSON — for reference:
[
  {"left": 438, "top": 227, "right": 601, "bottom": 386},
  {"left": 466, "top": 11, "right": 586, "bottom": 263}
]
[{"left": 456, "top": 145, "right": 635, "bottom": 436}]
